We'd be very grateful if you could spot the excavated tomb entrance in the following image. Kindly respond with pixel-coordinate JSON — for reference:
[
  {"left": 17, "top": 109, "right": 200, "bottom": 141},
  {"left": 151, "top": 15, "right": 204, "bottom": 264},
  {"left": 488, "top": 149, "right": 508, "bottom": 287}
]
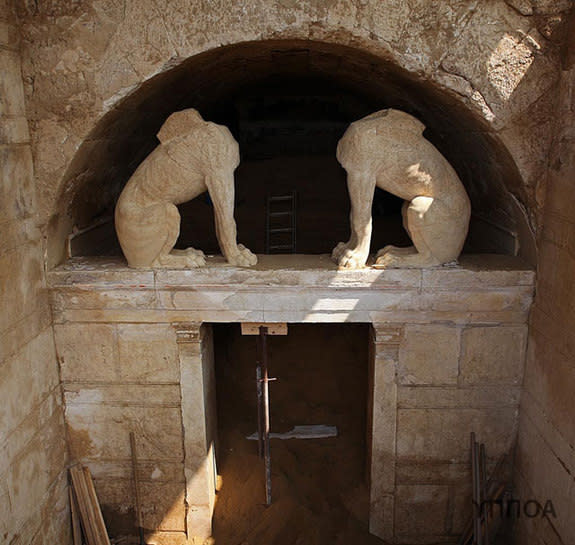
[{"left": 212, "top": 323, "right": 374, "bottom": 545}]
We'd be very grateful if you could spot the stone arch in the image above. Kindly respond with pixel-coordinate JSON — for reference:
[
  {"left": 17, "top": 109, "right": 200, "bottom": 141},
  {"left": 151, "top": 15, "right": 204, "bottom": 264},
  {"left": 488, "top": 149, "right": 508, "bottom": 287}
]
[{"left": 47, "top": 37, "right": 536, "bottom": 266}]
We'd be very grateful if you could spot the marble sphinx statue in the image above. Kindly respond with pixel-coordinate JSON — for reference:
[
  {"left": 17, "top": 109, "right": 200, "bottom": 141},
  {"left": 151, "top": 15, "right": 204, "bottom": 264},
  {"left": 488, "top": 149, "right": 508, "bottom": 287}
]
[
  {"left": 332, "top": 109, "right": 471, "bottom": 269},
  {"left": 115, "top": 108, "right": 257, "bottom": 268}
]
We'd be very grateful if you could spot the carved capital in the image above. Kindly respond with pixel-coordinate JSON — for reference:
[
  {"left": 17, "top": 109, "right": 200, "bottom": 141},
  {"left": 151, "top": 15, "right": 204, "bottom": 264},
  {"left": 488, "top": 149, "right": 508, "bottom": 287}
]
[
  {"left": 174, "top": 322, "right": 202, "bottom": 344},
  {"left": 371, "top": 323, "right": 404, "bottom": 346}
]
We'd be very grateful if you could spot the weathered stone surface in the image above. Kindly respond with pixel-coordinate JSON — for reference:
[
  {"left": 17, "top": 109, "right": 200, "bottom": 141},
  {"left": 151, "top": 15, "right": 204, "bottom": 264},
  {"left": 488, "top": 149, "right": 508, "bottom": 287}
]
[
  {"left": 0, "top": 245, "right": 46, "bottom": 332},
  {"left": 0, "top": 115, "right": 30, "bottom": 144},
  {"left": 516, "top": 407, "right": 573, "bottom": 538},
  {"left": 0, "top": 49, "right": 27, "bottom": 117},
  {"left": 441, "top": 2, "right": 555, "bottom": 124},
  {"left": 420, "top": 288, "right": 533, "bottom": 313},
  {"left": 48, "top": 255, "right": 534, "bottom": 325},
  {"left": 450, "top": 482, "right": 473, "bottom": 534},
  {"left": 421, "top": 258, "right": 536, "bottom": 288},
  {"left": 0, "top": 389, "right": 64, "bottom": 478},
  {"left": 460, "top": 325, "right": 527, "bottom": 385},
  {"left": 0, "top": 216, "right": 38, "bottom": 256},
  {"left": 63, "top": 383, "right": 181, "bottom": 407},
  {"left": 0, "top": 328, "right": 60, "bottom": 439},
  {"left": 55, "top": 323, "right": 118, "bottom": 382},
  {"left": 177, "top": 323, "right": 217, "bottom": 540},
  {"left": 0, "top": 145, "right": 34, "bottom": 222},
  {"left": 520, "top": 390, "right": 574, "bottom": 479},
  {"left": 0, "top": 20, "right": 20, "bottom": 50},
  {"left": 117, "top": 324, "right": 180, "bottom": 383},
  {"left": 396, "top": 461, "right": 470, "bottom": 486},
  {"left": 12, "top": 0, "right": 565, "bottom": 260},
  {"left": 369, "top": 325, "right": 400, "bottom": 541},
  {"left": 3, "top": 403, "right": 67, "bottom": 540},
  {"left": 65, "top": 393, "right": 183, "bottom": 460},
  {"left": 6, "top": 409, "right": 67, "bottom": 527},
  {"left": 88, "top": 459, "right": 185, "bottom": 484},
  {"left": 4, "top": 471, "right": 70, "bottom": 545},
  {"left": 398, "top": 325, "right": 460, "bottom": 385},
  {"left": 394, "top": 484, "right": 450, "bottom": 537},
  {"left": 46, "top": 254, "right": 534, "bottom": 542},
  {"left": 397, "top": 408, "right": 517, "bottom": 461},
  {"left": 0, "top": 302, "right": 51, "bottom": 363},
  {"left": 398, "top": 385, "right": 521, "bottom": 409},
  {"left": 369, "top": 493, "right": 395, "bottom": 541},
  {"left": 0, "top": 8, "right": 74, "bottom": 545},
  {"left": 51, "top": 287, "right": 158, "bottom": 312},
  {"left": 95, "top": 477, "right": 186, "bottom": 532},
  {"left": 143, "top": 531, "right": 188, "bottom": 545}
]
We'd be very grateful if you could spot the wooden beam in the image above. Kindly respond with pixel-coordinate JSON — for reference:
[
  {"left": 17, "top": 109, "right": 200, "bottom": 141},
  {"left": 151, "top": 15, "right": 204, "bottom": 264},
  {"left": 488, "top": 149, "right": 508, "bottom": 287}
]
[
  {"left": 69, "top": 486, "right": 83, "bottom": 545},
  {"left": 70, "top": 464, "right": 111, "bottom": 545},
  {"left": 241, "top": 322, "right": 288, "bottom": 335}
]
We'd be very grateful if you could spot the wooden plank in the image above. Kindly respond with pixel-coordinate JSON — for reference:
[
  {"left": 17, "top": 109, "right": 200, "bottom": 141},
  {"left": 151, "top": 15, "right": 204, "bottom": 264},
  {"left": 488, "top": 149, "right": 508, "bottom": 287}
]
[
  {"left": 69, "top": 486, "right": 83, "bottom": 545},
  {"left": 70, "top": 464, "right": 111, "bottom": 545},
  {"left": 70, "top": 465, "right": 98, "bottom": 545},
  {"left": 241, "top": 322, "right": 288, "bottom": 335},
  {"left": 82, "top": 466, "right": 111, "bottom": 545}
]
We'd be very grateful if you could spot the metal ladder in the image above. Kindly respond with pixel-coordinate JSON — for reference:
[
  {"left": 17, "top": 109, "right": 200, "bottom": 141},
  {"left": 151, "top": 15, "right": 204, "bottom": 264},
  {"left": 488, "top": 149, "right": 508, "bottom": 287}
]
[{"left": 266, "top": 192, "right": 297, "bottom": 254}]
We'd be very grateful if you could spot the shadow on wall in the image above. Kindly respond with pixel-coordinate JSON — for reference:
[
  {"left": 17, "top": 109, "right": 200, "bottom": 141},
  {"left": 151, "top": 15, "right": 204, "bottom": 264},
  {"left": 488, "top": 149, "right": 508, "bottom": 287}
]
[{"left": 52, "top": 39, "right": 538, "bottom": 267}]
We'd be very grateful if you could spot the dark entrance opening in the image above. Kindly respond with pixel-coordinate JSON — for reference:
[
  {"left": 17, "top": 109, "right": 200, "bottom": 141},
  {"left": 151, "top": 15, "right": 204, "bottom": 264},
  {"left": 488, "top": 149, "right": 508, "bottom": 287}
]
[{"left": 212, "top": 323, "right": 379, "bottom": 544}]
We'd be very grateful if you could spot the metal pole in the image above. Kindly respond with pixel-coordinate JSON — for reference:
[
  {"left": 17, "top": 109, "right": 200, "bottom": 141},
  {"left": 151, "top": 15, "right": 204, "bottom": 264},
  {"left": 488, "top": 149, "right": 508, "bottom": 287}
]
[
  {"left": 480, "top": 443, "right": 489, "bottom": 545},
  {"left": 260, "top": 326, "right": 272, "bottom": 505},
  {"left": 256, "top": 365, "right": 263, "bottom": 459},
  {"left": 130, "top": 432, "right": 145, "bottom": 545},
  {"left": 471, "top": 433, "right": 482, "bottom": 545}
]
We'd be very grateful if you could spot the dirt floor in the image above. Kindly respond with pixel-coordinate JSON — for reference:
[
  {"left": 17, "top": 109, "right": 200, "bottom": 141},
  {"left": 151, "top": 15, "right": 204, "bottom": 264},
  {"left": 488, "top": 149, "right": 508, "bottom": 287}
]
[{"left": 212, "top": 324, "right": 387, "bottom": 545}]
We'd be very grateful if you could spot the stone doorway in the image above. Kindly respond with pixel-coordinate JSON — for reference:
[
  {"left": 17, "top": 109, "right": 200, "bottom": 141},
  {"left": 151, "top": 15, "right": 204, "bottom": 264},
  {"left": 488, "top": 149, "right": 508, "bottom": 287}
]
[{"left": 211, "top": 323, "right": 374, "bottom": 544}]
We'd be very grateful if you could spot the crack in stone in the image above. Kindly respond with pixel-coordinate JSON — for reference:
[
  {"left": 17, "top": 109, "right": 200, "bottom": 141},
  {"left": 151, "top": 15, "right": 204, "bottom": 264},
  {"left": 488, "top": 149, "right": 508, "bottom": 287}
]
[
  {"left": 436, "top": 64, "right": 496, "bottom": 122},
  {"left": 504, "top": 0, "right": 533, "bottom": 18},
  {"left": 437, "top": 0, "right": 480, "bottom": 69},
  {"left": 149, "top": 0, "right": 180, "bottom": 56}
]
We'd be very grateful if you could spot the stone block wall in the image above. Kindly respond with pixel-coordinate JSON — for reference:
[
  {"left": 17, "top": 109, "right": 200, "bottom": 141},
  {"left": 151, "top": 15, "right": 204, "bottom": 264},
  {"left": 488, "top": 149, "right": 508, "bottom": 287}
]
[
  {"left": 0, "top": 2, "right": 69, "bottom": 543},
  {"left": 55, "top": 322, "right": 188, "bottom": 544},
  {"left": 54, "top": 320, "right": 219, "bottom": 544},
  {"left": 514, "top": 19, "right": 575, "bottom": 545},
  {"left": 370, "top": 322, "right": 526, "bottom": 544},
  {"left": 47, "top": 256, "right": 534, "bottom": 544}
]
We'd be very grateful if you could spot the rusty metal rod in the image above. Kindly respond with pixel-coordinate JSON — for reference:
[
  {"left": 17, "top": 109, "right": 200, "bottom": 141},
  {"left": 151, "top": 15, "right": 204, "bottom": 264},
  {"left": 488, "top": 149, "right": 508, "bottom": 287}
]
[
  {"left": 256, "top": 365, "right": 263, "bottom": 459},
  {"left": 480, "top": 443, "right": 489, "bottom": 545},
  {"left": 130, "top": 432, "right": 145, "bottom": 545},
  {"left": 472, "top": 433, "right": 483, "bottom": 545},
  {"left": 259, "top": 326, "right": 272, "bottom": 505}
]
